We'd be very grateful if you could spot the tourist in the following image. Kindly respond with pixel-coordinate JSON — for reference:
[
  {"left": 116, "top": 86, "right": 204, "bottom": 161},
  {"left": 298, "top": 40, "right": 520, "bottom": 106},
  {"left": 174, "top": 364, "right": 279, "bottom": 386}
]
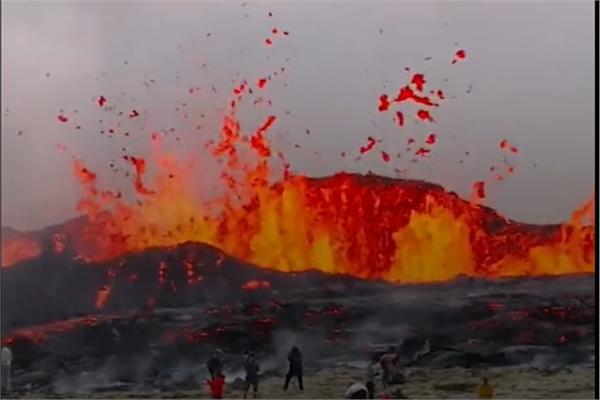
[
  {"left": 243, "top": 352, "right": 260, "bottom": 399},
  {"left": 283, "top": 346, "right": 304, "bottom": 391}
]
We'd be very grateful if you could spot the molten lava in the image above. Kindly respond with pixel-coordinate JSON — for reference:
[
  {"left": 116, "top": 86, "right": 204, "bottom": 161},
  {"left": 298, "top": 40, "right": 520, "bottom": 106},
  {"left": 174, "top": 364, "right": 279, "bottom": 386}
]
[
  {"left": 47, "top": 119, "right": 595, "bottom": 284},
  {"left": 1, "top": 60, "right": 595, "bottom": 286}
]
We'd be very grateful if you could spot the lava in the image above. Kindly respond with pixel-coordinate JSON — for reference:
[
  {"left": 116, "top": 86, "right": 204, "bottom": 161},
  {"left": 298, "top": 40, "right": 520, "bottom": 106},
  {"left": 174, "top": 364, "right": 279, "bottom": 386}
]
[
  {"left": 416, "top": 109, "right": 434, "bottom": 122},
  {"left": 425, "top": 133, "right": 437, "bottom": 145},
  {"left": 472, "top": 181, "right": 486, "bottom": 201},
  {"left": 378, "top": 95, "right": 391, "bottom": 112},
  {"left": 395, "top": 111, "right": 404, "bottom": 127},
  {"left": 20, "top": 142, "right": 593, "bottom": 284},
  {"left": 359, "top": 137, "right": 377, "bottom": 154},
  {"left": 242, "top": 280, "right": 272, "bottom": 290},
  {"left": 452, "top": 49, "right": 467, "bottom": 64},
  {"left": 411, "top": 74, "right": 426, "bottom": 91},
  {"left": 2, "top": 49, "right": 595, "bottom": 288}
]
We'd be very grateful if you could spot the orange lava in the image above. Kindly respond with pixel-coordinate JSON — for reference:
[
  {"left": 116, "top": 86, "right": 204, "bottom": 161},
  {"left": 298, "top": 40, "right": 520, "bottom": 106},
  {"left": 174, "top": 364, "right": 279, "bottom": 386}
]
[
  {"left": 1, "top": 70, "right": 595, "bottom": 285},
  {"left": 242, "top": 280, "right": 272, "bottom": 290},
  {"left": 51, "top": 105, "right": 595, "bottom": 284}
]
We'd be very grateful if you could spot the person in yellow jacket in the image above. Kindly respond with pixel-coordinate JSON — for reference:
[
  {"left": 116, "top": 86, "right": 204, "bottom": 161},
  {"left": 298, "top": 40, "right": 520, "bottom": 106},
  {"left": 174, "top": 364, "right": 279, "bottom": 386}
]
[{"left": 478, "top": 377, "right": 494, "bottom": 399}]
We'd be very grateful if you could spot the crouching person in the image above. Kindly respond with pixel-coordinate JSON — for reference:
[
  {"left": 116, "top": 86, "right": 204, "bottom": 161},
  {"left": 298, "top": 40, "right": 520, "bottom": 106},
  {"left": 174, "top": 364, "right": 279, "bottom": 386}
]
[{"left": 345, "top": 382, "right": 369, "bottom": 399}]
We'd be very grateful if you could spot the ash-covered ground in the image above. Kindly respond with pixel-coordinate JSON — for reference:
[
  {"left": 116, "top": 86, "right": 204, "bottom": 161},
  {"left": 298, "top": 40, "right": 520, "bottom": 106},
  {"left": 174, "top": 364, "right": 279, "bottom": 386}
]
[{"left": 0, "top": 242, "right": 596, "bottom": 396}]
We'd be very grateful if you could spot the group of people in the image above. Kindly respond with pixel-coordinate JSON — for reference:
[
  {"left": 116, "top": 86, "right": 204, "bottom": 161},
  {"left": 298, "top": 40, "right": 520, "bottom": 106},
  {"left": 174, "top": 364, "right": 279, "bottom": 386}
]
[
  {"left": 3, "top": 343, "right": 494, "bottom": 399},
  {"left": 205, "top": 346, "right": 304, "bottom": 399},
  {"left": 343, "top": 347, "right": 494, "bottom": 399},
  {"left": 346, "top": 348, "right": 406, "bottom": 399}
]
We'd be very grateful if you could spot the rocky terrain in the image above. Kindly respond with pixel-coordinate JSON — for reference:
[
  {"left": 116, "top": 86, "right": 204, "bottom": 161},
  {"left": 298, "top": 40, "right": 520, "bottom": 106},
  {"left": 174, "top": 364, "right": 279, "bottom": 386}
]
[{"left": 1, "top": 241, "right": 596, "bottom": 397}]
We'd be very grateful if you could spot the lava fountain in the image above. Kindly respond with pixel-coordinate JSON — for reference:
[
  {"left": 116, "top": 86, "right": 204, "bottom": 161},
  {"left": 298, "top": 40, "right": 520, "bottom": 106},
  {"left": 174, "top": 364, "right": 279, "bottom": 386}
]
[{"left": 1, "top": 67, "right": 595, "bottom": 284}]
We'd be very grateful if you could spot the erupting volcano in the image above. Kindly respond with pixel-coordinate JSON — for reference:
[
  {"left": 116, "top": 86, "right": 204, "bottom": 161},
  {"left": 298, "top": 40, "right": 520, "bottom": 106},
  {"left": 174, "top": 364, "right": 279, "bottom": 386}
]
[
  {"left": 1, "top": 2, "right": 596, "bottom": 398},
  {"left": 1, "top": 69, "right": 595, "bottom": 287}
]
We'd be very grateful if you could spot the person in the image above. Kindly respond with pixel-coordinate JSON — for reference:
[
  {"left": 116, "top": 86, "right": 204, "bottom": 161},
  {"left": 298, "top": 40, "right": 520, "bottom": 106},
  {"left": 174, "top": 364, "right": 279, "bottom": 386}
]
[
  {"left": 478, "top": 377, "right": 494, "bottom": 399},
  {"left": 365, "top": 354, "right": 379, "bottom": 399},
  {"left": 206, "top": 374, "right": 225, "bottom": 399},
  {"left": 283, "top": 346, "right": 303, "bottom": 391},
  {"left": 1, "top": 346, "right": 12, "bottom": 393},
  {"left": 379, "top": 348, "right": 397, "bottom": 388},
  {"left": 380, "top": 347, "right": 405, "bottom": 388},
  {"left": 345, "top": 382, "right": 369, "bottom": 399},
  {"left": 207, "top": 349, "right": 224, "bottom": 379},
  {"left": 243, "top": 352, "right": 260, "bottom": 399}
]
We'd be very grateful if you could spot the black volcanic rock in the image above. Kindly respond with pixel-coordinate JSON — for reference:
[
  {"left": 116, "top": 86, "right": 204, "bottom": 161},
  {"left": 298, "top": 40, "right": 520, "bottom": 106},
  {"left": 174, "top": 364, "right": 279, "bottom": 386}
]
[{"left": 1, "top": 241, "right": 387, "bottom": 331}]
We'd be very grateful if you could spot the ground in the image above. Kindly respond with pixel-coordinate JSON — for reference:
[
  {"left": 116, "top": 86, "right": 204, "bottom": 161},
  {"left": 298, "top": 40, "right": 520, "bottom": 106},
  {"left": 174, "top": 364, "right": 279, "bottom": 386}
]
[{"left": 4, "top": 364, "right": 595, "bottom": 399}]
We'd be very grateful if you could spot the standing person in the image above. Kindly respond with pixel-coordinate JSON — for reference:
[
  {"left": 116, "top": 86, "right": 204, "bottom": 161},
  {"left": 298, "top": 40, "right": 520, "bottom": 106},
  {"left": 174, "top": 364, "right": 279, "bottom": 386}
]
[
  {"left": 478, "top": 377, "right": 494, "bottom": 399},
  {"left": 1, "top": 346, "right": 12, "bottom": 393},
  {"left": 206, "top": 374, "right": 225, "bottom": 399},
  {"left": 207, "top": 349, "right": 224, "bottom": 379},
  {"left": 365, "top": 354, "right": 379, "bottom": 399},
  {"left": 379, "top": 348, "right": 396, "bottom": 389},
  {"left": 283, "top": 346, "right": 303, "bottom": 391},
  {"left": 243, "top": 352, "right": 260, "bottom": 399}
]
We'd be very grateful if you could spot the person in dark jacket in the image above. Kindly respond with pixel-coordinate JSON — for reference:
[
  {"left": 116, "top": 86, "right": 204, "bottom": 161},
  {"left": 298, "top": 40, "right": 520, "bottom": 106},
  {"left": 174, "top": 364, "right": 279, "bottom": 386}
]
[
  {"left": 207, "top": 349, "right": 224, "bottom": 379},
  {"left": 243, "top": 352, "right": 260, "bottom": 398},
  {"left": 283, "top": 346, "right": 303, "bottom": 391}
]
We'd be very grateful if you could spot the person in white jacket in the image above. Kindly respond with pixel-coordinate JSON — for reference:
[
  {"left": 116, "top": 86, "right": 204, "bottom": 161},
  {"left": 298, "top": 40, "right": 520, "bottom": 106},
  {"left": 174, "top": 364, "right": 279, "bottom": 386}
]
[
  {"left": 345, "top": 382, "right": 369, "bottom": 399},
  {"left": 1, "top": 346, "right": 13, "bottom": 392}
]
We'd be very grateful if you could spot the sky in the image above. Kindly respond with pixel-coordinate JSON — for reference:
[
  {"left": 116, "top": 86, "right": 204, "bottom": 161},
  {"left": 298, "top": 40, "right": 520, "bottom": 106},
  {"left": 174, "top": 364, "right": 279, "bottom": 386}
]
[{"left": 1, "top": 0, "right": 595, "bottom": 231}]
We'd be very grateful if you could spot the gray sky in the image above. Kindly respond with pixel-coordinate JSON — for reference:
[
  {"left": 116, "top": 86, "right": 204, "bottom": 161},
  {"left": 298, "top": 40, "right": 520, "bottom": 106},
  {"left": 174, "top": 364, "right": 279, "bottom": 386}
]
[{"left": 1, "top": 0, "right": 595, "bottom": 231}]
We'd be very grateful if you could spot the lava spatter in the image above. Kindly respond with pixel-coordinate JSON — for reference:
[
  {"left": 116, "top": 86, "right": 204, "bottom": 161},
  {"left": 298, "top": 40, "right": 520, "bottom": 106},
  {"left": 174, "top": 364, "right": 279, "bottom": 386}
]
[
  {"left": 394, "top": 85, "right": 438, "bottom": 107},
  {"left": 378, "top": 95, "right": 391, "bottom": 112},
  {"left": 250, "top": 115, "right": 277, "bottom": 157},
  {"left": 452, "top": 49, "right": 467, "bottom": 64},
  {"left": 123, "top": 156, "right": 154, "bottom": 195},
  {"left": 395, "top": 111, "right": 404, "bottom": 127},
  {"left": 97, "top": 96, "right": 107, "bottom": 107},
  {"left": 416, "top": 109, "right": 434, "bottom": 122},
  {"left": 472, "top": 181, "right": 486, "bottom": 201},
  {"left": 415, "top": 147, "right": 431, "bottom": 157},
  {"left": 411, "top": 74, "right": 426, "bottom": 91},
  {"left": 500, "top": 139, "right": 519, "bottom": 153},
  {"left": 360, "top": 137, "right": 377, "bottom": 154}
]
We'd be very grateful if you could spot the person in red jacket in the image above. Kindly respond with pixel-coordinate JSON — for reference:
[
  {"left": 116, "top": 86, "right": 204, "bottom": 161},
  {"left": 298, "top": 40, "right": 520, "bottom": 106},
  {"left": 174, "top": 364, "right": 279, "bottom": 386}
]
[{"left": 206, "top": 374, "right": 225, "bottom": 399}]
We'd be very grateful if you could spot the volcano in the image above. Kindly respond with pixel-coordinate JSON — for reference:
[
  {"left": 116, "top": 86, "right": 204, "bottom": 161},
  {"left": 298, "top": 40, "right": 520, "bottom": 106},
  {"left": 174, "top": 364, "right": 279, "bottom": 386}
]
[{"left": 2, "top": 173, "right": 595, "bottom": 283}]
